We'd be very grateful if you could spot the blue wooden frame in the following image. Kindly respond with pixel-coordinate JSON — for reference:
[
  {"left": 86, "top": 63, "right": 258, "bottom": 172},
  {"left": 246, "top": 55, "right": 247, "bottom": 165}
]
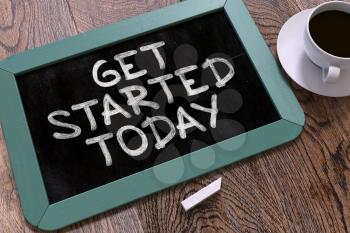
[{"left": 0, "top": 0, "right": 304, "bottom": 230}]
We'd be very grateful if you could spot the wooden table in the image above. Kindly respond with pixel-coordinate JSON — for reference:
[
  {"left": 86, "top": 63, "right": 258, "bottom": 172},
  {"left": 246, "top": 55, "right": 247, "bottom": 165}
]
[{"left": 0, "top": 0, "right": 349, "bottom": 232}]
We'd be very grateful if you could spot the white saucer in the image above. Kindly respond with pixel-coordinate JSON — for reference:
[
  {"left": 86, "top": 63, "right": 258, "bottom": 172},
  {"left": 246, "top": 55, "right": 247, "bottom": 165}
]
[{"left": 277, "top": 9, "right": 350, "bottom": 97}]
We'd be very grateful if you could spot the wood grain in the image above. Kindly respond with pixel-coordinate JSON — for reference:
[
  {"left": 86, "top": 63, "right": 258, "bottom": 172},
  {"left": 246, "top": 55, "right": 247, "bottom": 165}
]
[
  {"left": 0, "top": 0, "right": 76, "bottom": 60},
  {"left": 0, "top": 0, "right": 349, "bottom": 232},
  {"left": 66, "top": 0, "right": 179, "bottom": 33}
]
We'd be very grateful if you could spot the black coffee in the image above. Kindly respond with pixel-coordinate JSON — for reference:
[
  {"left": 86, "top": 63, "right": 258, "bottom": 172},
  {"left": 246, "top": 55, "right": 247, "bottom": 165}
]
[{"left": 309, "top": 10, "right": 350, "bottom": 58}]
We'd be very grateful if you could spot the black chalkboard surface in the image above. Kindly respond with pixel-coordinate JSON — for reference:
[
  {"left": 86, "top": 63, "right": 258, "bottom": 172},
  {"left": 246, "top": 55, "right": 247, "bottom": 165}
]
[{"left": 16, "top": 11, "right": 280, "bottom": 204}]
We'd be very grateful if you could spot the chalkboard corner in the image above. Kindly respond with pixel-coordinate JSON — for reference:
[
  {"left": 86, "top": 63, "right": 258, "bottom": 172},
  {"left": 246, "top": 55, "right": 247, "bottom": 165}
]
[
  {"left": 278, "top": 119, "right": 304, "bottom": 147},
  {"left": 281, "top": 103, "right": 305, "bottom": 128},
  {"left": 0, "top": 66, "right": 15, "bottom": 80},
  {"left": 36, "top": 209, "right": 59, "bottom": 231},
  {"left": 22, "top": 204, "right": 49, "bottom": 231}
]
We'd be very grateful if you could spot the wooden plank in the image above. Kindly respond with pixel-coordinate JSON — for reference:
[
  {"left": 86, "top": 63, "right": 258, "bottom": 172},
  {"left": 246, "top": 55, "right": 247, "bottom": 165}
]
[
  {"left": 66, "top": 0, "right": 179, "bottom": 33},
  {"left": 60, "top": 206, "right": 144, "bottom": 233},
  {"left": 0, "top": 0, "right": 77, "bottom": 60}
]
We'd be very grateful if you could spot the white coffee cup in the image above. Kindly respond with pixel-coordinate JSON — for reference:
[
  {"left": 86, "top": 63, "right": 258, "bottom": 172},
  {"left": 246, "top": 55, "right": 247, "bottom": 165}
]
[{"left": 304, "top": 1, "right": 350, "bottom": 83}]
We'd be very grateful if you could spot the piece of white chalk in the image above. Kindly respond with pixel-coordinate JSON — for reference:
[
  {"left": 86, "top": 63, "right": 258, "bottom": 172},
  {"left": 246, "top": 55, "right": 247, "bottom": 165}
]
[{"left": 181, "top": 177, "right": 222, "bottom": 211}]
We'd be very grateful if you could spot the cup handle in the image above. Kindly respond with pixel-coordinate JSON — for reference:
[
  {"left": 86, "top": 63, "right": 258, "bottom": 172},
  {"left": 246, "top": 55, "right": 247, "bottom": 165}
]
[{"left": 322, "top": 65, "right": 341, "bottom": 83}]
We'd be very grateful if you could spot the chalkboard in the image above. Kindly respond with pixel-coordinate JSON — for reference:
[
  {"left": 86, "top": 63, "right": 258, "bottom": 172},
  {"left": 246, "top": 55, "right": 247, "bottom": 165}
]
[
  {"left": 17, "top": 11, "right": 279, "bottom": 203},
  {"left": 0, "top": 0, "right": 303, "bottom": 230}
]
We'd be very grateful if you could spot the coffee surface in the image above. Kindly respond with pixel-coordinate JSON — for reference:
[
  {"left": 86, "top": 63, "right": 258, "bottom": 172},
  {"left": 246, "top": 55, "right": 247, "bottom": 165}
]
[{"left": 309, "top": 10, "right": 350, "bottom": 58}]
